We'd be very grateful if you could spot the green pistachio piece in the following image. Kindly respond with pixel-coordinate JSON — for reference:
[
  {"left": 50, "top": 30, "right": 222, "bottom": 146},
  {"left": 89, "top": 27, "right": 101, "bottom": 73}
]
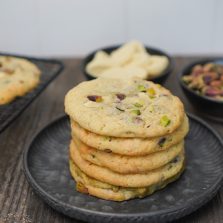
[
  {"left": 182, "top": 76, "right": 189, "bottom": 84},
  {"left": 137, "top": 85, "right": 146, "bottom": 92},
  {"left": 134, "top": 102, "right": 143, "bottom": 108},
  {"left": 156, "top": 84, "right": 162, "bottom": 89},
  {"left": 160, "top": 115, "right": 171, "bottom": 127},
  {"left": 96, "top": 97, "right": 103, "bottom": 102},
  {"left": 131, "top": 109, "right": 141, "bottom": 115},
  {"left": 147, "top": 87, "right": 156, "bottom": 98},
  {"left": 149, "top": 104, "right": 154, "bottom": 112},
  {"left": 3, "top": 80, "right": 11, "bottom": 84}
]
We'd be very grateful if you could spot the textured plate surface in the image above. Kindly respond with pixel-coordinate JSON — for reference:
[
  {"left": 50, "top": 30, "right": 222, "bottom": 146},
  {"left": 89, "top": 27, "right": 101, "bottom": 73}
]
[
  {"left": 0, "top": 52, "right": 64, "bottom": 134},
  {"left": 23, "top": 114, "right": 223, "bottom": 223}
]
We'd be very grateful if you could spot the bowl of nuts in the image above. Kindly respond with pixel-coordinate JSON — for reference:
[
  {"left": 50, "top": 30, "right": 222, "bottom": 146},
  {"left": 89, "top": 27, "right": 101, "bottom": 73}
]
[{"left": 179, "top": 59, "right": 223, "bottom": 120}]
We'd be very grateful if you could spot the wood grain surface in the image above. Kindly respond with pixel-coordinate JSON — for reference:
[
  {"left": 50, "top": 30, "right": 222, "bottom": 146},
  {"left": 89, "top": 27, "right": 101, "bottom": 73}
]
[{"left": 0, "top": 57, "right": 222, "bottom": 223}]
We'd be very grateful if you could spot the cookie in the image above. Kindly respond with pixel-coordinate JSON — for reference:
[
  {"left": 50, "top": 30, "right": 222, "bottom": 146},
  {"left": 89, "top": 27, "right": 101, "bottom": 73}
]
[
  {"left": 74, "top": 137, "right": 184, "bottom": 174},
  {"left": 65, "top": 78, "right": 185, "bottom": 138},
  {"left": 71, "top": 115, "right": 189, "bottom": 156},
  {"left": 70, "top": 159, "right": 185, "bottom": 201},
  {"left": 70, "top": 141, "right": 185, "bottom": 188},
  {"left": 0, "top": 56, "right": 41, "bottom": 105}
]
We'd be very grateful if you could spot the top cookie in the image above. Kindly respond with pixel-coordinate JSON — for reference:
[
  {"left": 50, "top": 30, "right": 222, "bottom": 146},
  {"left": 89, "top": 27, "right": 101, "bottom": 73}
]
[
  {"left": 65, "top": 78, "right": 184, "bottom": 138},
  {"left": 0, "top": 56, "right": 41, "bottom": 105}
]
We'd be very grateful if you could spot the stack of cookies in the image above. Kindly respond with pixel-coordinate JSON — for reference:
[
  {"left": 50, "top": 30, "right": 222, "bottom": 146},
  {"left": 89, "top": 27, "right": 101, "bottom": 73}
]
[{"left": 65, "top": 78, "right": 189, "bottom": 201}]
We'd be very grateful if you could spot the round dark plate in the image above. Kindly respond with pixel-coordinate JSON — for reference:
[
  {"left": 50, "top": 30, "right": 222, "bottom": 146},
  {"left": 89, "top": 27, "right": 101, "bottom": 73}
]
[
  {"left": 23, "top": 114, "right": 223, "bottom": 223},
  {"left": 81, "top": 45, "right": 174, "bottom": 84}
]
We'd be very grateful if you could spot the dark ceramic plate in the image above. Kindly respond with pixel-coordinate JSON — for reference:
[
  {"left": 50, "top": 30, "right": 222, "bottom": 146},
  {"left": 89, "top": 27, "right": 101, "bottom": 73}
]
[
  {"left": 0, "top": 53, "right": 64, "bottom": 134},
  {"left": 23, "top": 114, "right": 223, "bottom": 223},
  {"left": 81, "top": 45, "right": 173, "bottom": 84},
  {"left": 179, "top": 58, "right": 223, "bottom": 122}
]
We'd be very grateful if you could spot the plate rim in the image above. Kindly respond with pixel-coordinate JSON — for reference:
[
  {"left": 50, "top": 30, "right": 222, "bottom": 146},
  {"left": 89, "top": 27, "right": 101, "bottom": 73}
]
[{"left": 23, "top": 113, "right": 223, "bottom": 221}]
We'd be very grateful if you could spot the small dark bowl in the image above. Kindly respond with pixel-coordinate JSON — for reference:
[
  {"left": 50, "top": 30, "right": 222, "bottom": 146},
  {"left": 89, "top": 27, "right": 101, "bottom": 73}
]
[
  {"left": 81, "top": 45, "right": 173, "bottom": 84},
  {"left": 179, "top": 58, "right": 223, "bottom": 120}
]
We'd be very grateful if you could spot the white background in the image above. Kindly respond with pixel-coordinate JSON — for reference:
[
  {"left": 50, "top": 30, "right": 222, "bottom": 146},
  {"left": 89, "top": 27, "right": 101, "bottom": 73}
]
[{"left": 0, "top": 0, "right": 222, "bottom": 57}]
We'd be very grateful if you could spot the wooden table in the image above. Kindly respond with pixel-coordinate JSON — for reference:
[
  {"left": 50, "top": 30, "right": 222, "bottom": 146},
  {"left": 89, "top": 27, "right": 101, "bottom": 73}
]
[{"left": 0, "top": 57, "right": 222, "bottom": 223}]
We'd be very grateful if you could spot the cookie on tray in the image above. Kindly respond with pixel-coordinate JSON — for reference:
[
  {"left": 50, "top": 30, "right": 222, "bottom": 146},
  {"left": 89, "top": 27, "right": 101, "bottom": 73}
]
[{"left": 0, "top": 56, "right": 41, "bottom": 105}]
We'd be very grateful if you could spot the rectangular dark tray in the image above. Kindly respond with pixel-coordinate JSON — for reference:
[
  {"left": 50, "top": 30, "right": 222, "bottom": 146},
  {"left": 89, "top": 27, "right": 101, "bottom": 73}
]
[{"left": 0, "top": 52, "right": 64, "bottom": 134}]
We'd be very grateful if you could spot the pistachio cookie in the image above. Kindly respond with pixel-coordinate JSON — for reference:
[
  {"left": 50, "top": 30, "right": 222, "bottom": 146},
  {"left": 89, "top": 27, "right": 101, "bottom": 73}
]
[
  {"left": 65, "top": 78, "right": 188, "bottom": 201},
  {"left": 74, "top": 137, "right": 184, "bottom": 174},
  {"left": 71, "top": 115, "right": 189, "bottom": 156},
  {"left": 65, "top": 78, "right": 184, "bottom": 138},
  {"left": 70, "top": 141, "right": 185, "bottom": 188},
  {"left": 70, "top": 160, "right": 185, "bottom": 201},
  {"left": 0, "top": 56, "right": 41, "bottom": 105}
]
